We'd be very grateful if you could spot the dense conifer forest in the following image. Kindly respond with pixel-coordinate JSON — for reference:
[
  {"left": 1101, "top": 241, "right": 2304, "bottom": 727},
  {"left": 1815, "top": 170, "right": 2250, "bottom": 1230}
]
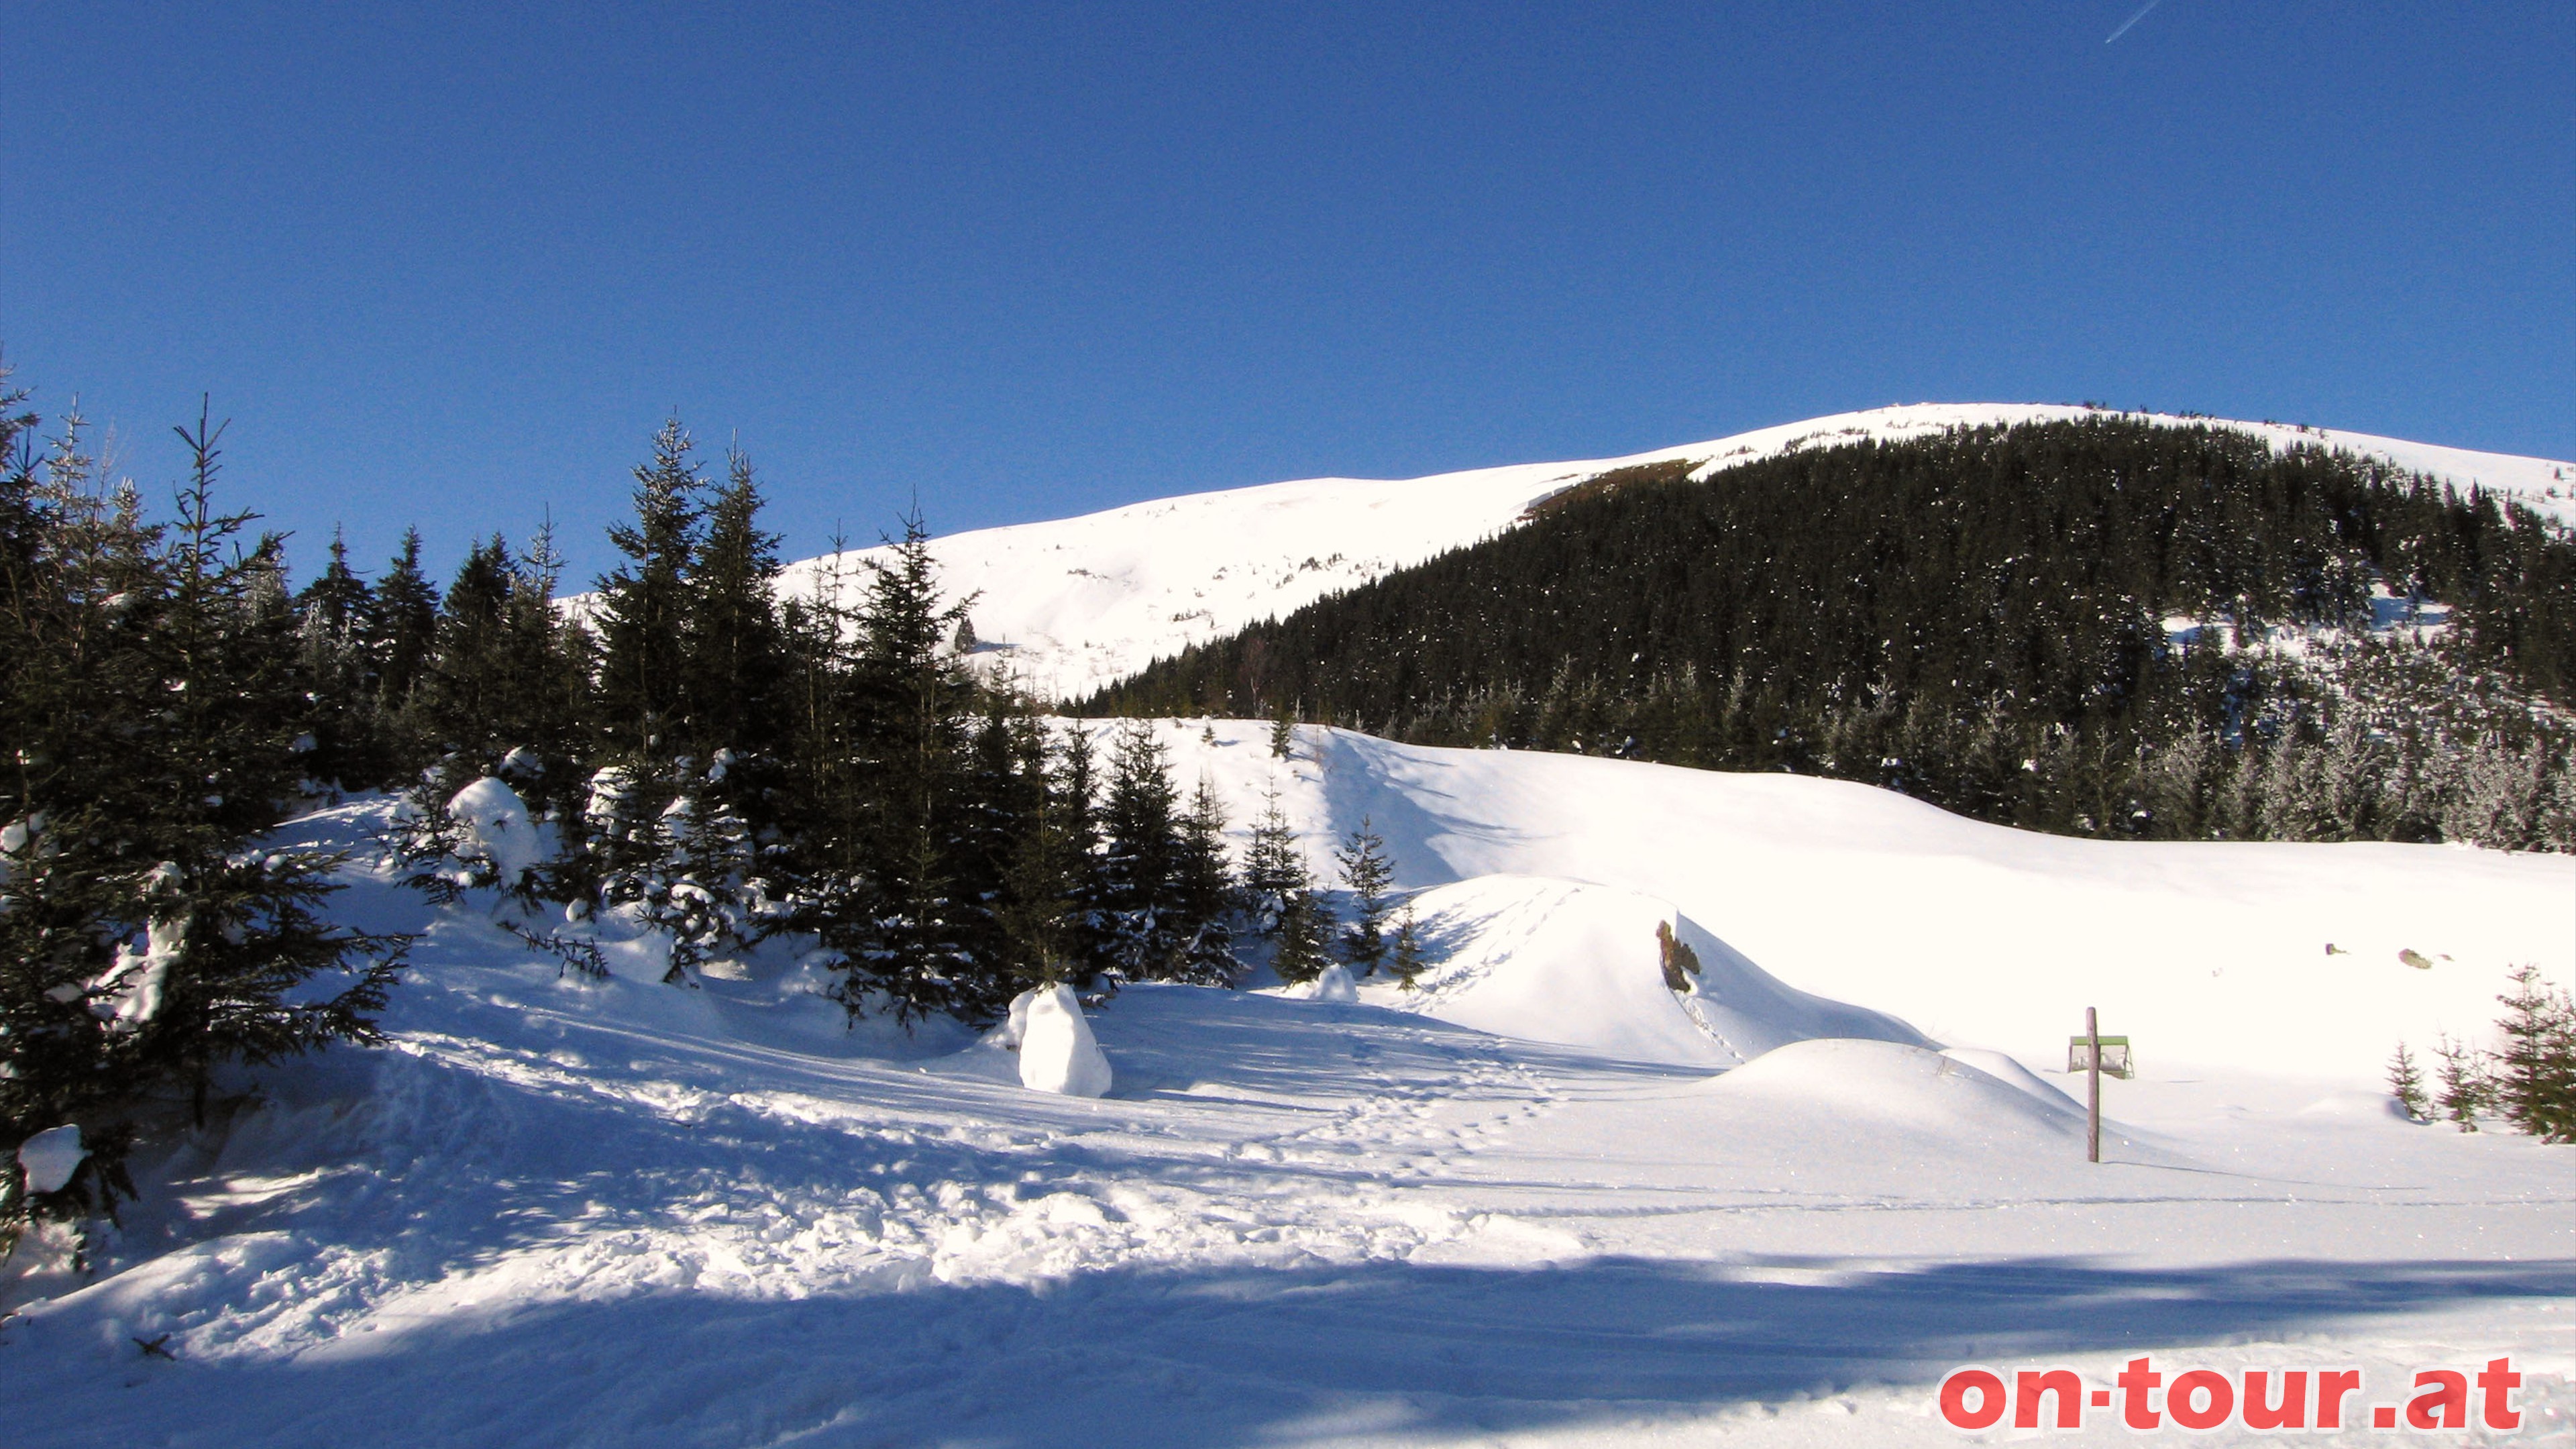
[
  {"left": 1086, "top": 419, "right": 2576, "bottom": 851},
  {"left": 0, "top": 370, "right": 1368, "bottom": 1234}
]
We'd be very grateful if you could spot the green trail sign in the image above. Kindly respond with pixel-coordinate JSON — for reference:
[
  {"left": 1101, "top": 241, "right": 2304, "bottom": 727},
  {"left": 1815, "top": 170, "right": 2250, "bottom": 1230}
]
[{"left": 2066, "top": 1036, "right": 2133, "bottom": 1079}]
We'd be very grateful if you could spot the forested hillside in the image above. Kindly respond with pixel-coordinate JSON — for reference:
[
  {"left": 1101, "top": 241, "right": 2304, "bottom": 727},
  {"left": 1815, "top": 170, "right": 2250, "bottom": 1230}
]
[{"left": 1088, "top": 419, "right": 2576, "bottom": 849}]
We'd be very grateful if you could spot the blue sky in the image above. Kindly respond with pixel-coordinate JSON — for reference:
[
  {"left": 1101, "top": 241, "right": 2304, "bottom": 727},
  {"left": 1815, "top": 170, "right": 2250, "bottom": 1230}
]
[{"left": 6, "top": 2, "right": 2570, "bottom": 584}]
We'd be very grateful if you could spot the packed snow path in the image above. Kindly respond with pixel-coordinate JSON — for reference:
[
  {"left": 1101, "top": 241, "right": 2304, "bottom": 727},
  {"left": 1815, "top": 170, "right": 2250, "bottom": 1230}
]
[{"left": 5, "top": 967, "right": 2571, "bottom": 1445}]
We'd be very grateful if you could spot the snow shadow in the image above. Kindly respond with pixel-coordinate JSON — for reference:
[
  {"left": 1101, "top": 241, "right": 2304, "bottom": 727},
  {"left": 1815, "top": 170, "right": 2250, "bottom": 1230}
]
[{"left": 17, "top": 1252, "right": 2569, "bottom": 1448}]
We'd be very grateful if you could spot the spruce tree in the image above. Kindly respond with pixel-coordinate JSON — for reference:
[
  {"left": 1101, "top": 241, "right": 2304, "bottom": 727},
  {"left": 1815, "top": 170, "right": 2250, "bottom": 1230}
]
[
  {"left": 686, "top": 446, "right": 787, "bottom": 757},
  {"left": 825, "top": 511, "right": 979, "bottom": 1018},
  {"left": 3, "top": 394, "right": 403, "bottom": 1236},
  {"left": 421, "top": 535, "right": 516, "bottom": 760},
  {"left": 2386, "top": 1041, "right": 2429, "bottom": 1122},
  {"left": 1097, "top": 721, "right": 1187, "bottom": 980},
  {"left": 1333, "top": 817, "right": 1395, "bottom": 975},
  {"left": 594, "top": 417, "right": 704, "bottom": 757},
  {"left": 495, "top": 517, "right": 592, "bottom": 810},
  {"left": 368, "top": 527, "right": 441, "bottom": 741},
  {"left": 1389, "top": 900, "right": 1426, "bottom": 988},
  {"left": 1171, "top": 776, "right": 1241, "bottom": 985},
  {"left": 290, "top": 530, "right": 383, "bottom": 791},
  {"left": 993, "top": 717, "right": 1089, "bottom": 997},
  {"left": 2434, "top": 1034, "right": 2490, "bottom": 1132},
  {"left": 2493, "top": 965, "right": 2575, "bottom": 1142},
  {"left": 1270, "top": 877, "right": 1332, "bottom": 984}
]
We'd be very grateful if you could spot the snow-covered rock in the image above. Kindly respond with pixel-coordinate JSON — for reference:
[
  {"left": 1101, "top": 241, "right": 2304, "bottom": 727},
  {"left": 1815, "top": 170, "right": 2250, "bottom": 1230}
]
[
  {"left": 448, "top": 777, "right": 543, "bottom": 888},
  {"left": 1017, "top": 984, "right": 1112, "bottom": 1097},
  {"left": 15, "top": 1125, "right": 85, "bottom": 1195},
  {"left": 1307, "top": 963, "right": 1358, "bottom": 1003}
]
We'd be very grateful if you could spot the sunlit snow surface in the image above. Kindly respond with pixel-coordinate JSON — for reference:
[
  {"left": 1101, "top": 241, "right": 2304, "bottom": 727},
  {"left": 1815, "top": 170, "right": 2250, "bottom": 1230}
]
[
  {"left": 5, "top": 722, "right": 2571, "bottom": 1447},
  {"left": 773, "top": 404, "right": 2576, "bottom": 702}
]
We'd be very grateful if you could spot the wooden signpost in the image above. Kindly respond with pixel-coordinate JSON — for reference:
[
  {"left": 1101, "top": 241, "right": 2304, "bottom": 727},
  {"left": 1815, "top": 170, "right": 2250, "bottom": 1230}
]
[{"left": 2068, "top": 1009, "right": 2133, "bottom": 1163}]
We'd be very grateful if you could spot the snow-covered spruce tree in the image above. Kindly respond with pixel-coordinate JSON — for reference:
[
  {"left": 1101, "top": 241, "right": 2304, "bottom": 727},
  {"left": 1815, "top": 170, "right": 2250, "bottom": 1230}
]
[
  {"left": 1333, "top": 817, "right": 1395, "bottom": 975},
  {"left": 551, "top": 423, "right": 782, "bottom": 980},
  {"left": 802, "top": 511, "right": 985, "bottom": 1020},
  {"left": 2493, "top": 965, "right": 2576, "bottom": 1142},
  {"left": 1, "top": 394, "right": 403, "bottom": 1238},
  {"left": 1237, "top": 777, "right": 1334, "bottom": 981},
  {"left": 1240, "top": 780, "right": 1303, "bottom": 938},
  {"left": 1169, "top": 775, "right": 1241, "bottom": 985},
  {"left": 2386, "top": 1042, "right": 2429, "bottom": 1123},
  {"left": 1096, "top": 722, "right": 1192, "bottom": 981},
  {"left": 492, "top": 517, "right": 596, "bottom": 817}
]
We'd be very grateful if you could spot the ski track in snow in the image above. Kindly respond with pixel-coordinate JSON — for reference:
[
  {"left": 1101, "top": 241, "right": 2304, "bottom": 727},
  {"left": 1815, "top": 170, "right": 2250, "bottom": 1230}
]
[{"left": 3, "top": 729, "right": 2574, "bottom": 1446}]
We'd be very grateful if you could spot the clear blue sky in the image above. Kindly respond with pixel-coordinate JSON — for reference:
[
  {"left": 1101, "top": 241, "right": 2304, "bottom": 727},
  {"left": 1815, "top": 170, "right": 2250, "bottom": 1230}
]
[{"left": 7, "top": 2, "right": 2570, "bottom": 585}]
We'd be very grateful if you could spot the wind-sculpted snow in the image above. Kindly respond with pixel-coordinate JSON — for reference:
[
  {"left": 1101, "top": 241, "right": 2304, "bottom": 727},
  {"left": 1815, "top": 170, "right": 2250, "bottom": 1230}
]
[
  {"left": 5, "top": 740, "right": 2574, "bottom": 1447},
  {"left": 1389, "top": 875, "right": 1923, "bottom": 1068},
  {"left": 773, "top": 404, "right": 2576, "bottom": 702}
]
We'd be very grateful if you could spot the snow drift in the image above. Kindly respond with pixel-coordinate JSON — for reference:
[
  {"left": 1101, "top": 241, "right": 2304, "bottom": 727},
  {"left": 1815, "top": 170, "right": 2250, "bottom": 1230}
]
[
  {"left": 1695, "top": 1039, "right": 2084, "bottom": 1142},
  {"left": 1386, "top": 875, "right": 1923, "bottom": 1068}
]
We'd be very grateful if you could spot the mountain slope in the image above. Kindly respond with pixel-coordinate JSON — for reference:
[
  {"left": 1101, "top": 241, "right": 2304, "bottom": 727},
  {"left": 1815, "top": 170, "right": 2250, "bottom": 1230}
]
[{"left": 780, "top": 404, "right": 2575, "bottom": 702}]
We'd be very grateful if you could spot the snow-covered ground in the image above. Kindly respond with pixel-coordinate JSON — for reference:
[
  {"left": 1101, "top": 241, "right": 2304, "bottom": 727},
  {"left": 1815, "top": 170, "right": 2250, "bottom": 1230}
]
[
  {"left": 771, "top": 405, "right": 2576, "bottom": 701},
  {"left": 5, "top": 722, "right": 2571, "bottom": 1447}
]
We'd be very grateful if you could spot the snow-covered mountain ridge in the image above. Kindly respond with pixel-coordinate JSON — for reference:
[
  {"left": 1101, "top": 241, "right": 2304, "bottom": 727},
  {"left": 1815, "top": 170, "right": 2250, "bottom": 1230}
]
[{"left": 779, "top": 404, "right": 2576, "bottom": 702}]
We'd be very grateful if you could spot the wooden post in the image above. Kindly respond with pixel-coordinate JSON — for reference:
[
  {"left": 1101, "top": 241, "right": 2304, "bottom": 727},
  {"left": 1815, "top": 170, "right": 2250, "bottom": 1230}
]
[{"left": 2086, "top": 1006, "right": 2102, "bottom": 1165}]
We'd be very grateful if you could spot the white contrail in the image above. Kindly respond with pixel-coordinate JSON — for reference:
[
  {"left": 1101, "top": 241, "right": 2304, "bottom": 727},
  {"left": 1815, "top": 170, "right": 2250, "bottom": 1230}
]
[{"left": 2105, "top": 0, "right": 2162, "bottom": 43}]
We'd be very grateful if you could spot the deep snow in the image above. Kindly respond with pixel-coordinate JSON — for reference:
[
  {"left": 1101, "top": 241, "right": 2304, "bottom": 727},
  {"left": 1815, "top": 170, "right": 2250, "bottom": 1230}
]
[{"left": 3, "top": 720, "right": 2570, "bottom": 1447}]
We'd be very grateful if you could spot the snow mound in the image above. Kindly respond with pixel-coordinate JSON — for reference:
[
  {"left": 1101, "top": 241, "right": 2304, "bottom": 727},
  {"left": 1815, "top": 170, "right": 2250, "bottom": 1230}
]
[
  {"left": 446, "top": 776, "right": 543, "bottom": 888},
  {"left": 2296, "top": 1090, "right": 2418, "bottom": 1123},
  {"left": 15, "top": 1125, "right": 85, "bottom": 1195},
  {"left": 1698, "top": 1038, "right": 2084, "bottom": 1142},
  {"left": 1939, "top": 1046, "right": 2086, "bottom": 1115},
  {"left": 1306, "top": 963, "right": 1358, "bottom": 1003},
  {"left": 1018, "top": 984, "right": 1113, "bottom": 1097},
  {"left": 1387, "top": 875, "right": 1923, "bottom": 1067}
]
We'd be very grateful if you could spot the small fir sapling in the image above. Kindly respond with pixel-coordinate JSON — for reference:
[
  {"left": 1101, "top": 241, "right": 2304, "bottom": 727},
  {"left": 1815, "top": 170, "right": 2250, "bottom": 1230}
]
[
  {"left": 1269, "top": 876, "right": 1334, "bottom": 985},
  {"left": 2386, "top": 1041, "right": 2430, "bottom": 1122},
  {"left": 2434, "top": 1034, "right": 2491, "bottom": 1132},
  {"left": 1389, "top": 901, "right": 1426, "bottom": 989},
  {"left": 1333, "top": 818, "right": 1395, "bottom": 975}
]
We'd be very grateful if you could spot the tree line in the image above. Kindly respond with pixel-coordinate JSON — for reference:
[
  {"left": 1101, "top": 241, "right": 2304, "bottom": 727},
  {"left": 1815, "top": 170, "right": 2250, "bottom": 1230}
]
[{"left": 1086, "top": 419, "right": 2576, "bottom": 851}]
